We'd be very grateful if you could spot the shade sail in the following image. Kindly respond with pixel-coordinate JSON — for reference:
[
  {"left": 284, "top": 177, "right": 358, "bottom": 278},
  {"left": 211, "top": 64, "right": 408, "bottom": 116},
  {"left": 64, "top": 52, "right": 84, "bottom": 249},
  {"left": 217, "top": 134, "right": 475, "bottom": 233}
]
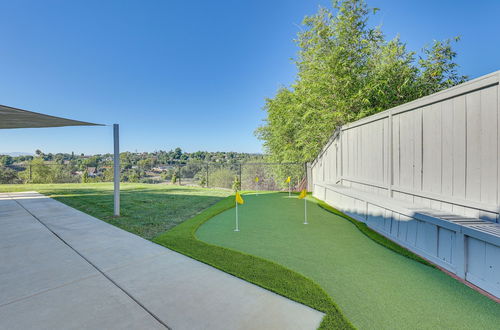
[{"left": 0, "top": 104, "right": 103, "bottom": 129}]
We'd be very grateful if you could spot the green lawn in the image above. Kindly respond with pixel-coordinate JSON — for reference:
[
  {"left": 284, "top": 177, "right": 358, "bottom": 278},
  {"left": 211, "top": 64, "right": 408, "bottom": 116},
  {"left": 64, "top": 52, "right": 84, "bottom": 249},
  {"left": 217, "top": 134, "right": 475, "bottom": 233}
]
[
  {"left": 0, "top": 183, "right": 230, "bottom": 239},
  {"left": 196, "top": 192, "right": 500, "bottom": 329}
]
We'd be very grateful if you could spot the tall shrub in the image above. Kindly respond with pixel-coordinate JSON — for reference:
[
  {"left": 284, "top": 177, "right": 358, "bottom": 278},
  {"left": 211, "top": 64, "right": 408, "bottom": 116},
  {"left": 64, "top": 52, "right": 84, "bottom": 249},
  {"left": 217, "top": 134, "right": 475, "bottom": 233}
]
[{"left": 256, "top": 0, "right": 467, "bottom": 163}]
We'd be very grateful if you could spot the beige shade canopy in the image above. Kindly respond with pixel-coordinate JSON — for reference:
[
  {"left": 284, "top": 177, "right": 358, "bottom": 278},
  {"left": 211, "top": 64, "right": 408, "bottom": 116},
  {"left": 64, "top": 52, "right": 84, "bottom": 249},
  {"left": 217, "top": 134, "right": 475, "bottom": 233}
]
[{"left": 0, "top": 104, "right": 102, "bottom": 129}]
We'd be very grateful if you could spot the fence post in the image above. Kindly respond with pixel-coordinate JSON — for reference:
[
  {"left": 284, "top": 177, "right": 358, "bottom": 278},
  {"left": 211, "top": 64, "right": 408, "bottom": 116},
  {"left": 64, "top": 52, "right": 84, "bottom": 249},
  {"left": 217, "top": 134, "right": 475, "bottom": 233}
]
[
  {"left": 206, "top": 163, "right": 209, "bottom": 188},
  {"left": 178, "top": 165, "right": 181, "bottom": 185},
  {"left": 239, "top": 164, "right": 242, "bottom": 190},
  {"left": 29, "top": 164, "right": 32, "bottom": 182}
]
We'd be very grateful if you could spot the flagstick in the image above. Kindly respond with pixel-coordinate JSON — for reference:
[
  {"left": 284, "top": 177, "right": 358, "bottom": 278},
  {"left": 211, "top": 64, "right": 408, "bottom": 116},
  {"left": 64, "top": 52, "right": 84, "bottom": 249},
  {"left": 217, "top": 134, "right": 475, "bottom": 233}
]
[
  {"left": 288, "top": 181, "right": 291, "bottom": 197},
  {"left": 234, "top": 199, "right": 240, "bottom": 232},
  {"left": 303, "top": 197, "right": 308, "bottom": 225}
]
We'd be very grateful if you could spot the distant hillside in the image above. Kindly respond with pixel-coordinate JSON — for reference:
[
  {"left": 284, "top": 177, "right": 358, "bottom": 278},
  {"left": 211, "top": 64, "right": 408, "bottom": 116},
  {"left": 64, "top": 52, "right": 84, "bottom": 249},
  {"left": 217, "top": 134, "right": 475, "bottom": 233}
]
[{"left": 0, "top": 152, "right": 33, "bottom": 157}]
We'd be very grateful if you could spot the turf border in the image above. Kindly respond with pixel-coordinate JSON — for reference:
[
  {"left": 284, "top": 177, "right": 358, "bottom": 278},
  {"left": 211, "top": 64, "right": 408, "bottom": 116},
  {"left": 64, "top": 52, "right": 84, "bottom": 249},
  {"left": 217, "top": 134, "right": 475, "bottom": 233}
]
[{"left": 153, "top": 195, "right": 354, "bottom": 330}]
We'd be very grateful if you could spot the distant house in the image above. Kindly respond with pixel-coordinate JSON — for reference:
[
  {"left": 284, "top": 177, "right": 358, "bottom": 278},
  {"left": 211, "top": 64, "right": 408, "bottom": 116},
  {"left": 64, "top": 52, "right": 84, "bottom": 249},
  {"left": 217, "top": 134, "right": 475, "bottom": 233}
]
[
  {"left": 87, "top": 167, "right": 97, "bottom": 177},
  {"left": 152, "top": 165, "right": 170, "bottom": 172}
]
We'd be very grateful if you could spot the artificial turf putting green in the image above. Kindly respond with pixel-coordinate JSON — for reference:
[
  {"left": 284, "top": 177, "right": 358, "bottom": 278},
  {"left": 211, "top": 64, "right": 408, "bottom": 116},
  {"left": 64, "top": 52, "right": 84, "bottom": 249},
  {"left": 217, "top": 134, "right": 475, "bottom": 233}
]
[{"left": 196, "top": 192, "right": 500, "bottom": 329}]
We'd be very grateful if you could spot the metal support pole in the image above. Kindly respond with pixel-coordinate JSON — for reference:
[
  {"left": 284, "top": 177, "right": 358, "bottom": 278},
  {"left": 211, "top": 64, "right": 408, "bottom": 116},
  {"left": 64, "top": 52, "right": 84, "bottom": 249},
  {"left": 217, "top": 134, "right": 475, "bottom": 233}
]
[{"left": 113, "top": 124, "right": 120, "bottom": 217}]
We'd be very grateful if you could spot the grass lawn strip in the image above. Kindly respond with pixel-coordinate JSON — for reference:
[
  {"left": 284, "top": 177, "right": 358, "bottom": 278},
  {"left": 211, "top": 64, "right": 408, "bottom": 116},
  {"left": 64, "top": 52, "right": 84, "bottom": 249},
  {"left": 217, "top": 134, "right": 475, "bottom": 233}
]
[{"left": 0, "top": 183, "right": 230, "bottom": 239}]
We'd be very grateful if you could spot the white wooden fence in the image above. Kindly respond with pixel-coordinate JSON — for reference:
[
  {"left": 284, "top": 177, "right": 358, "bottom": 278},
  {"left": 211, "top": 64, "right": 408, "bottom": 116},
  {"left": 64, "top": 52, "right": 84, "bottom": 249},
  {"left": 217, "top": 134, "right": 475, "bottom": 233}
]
[{"left": 311, "top": 70, "right": 500, "bottom": 298}]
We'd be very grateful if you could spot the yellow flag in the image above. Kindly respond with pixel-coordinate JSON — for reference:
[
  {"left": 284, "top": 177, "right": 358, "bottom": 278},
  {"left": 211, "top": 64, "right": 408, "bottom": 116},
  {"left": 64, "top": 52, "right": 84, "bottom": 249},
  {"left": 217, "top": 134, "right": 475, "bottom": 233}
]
[
  {"left": 235, "top": 191, "right": 244, "bottom": 204},
  {"left": 255, "top": 177, "right": 259, "bottom": 183},
  {"left": 285, "top": 176, "right": 291, "bottom": 183},
  {"left": 298, "top": 189, "right": 307, "bottom": 199}
]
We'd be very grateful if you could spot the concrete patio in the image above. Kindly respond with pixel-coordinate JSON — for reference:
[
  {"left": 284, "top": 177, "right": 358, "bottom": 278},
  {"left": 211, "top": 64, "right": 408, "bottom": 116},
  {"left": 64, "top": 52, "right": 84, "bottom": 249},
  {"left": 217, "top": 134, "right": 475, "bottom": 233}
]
[{"left": 0, "top": 191, "right": 324, "bottom": 330}]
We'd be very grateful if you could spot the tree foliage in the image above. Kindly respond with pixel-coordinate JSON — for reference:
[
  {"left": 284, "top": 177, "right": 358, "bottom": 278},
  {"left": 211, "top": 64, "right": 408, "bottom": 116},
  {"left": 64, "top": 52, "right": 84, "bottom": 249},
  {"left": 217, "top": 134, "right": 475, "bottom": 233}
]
[{"left": 256, "top": 0, "right": 467, "bottom": 163}]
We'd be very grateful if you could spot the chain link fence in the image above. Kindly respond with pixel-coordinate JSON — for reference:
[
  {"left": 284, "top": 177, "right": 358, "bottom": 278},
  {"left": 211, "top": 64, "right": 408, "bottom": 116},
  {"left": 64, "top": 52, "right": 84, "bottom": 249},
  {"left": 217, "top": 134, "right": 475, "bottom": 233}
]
[
  {"left": 0, "top": 163, "right": 113, "bottom": 184},
  {"left": 0, "top": 161, "right": 307, "bottom": 191}
]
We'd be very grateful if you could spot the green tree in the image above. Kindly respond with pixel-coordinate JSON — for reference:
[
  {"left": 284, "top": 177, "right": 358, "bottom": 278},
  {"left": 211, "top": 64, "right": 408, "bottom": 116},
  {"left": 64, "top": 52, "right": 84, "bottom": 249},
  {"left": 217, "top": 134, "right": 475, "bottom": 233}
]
[
  {"left": 82, "top": 170, "right": 89, "bottom": 183},
  {"left": 0, "top": 155, "right": 13, "bottom": 166},
  {"left": 21, "top": 158, "right": 53, "bottom": 183},
  {"left": 256, "top": 0, "right": 467, "bottom": 163},
  {"left": 171, "top": 172, "right": 178, "bottom": 184},
  {"left": 208, "top": 167, "right": 236, "bottom": 189},
  {"left": 232, "top": 176, "right": 241, "bottom": 192},
  {"left": 0, "top": 167, "right": 21, "bottom": 184}
]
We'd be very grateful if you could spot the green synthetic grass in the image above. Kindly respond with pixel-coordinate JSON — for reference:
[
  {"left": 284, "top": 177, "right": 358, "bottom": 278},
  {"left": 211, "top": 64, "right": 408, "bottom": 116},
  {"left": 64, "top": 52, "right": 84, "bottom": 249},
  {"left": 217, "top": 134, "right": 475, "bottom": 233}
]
[
  {"left": 0, "top": 183, "right": 229, "bottom": 239},
  {"left": 154, "top": 194, "right": 353, "bottom": 329},
  {"left": 196, "top": 192, "right": 500, "bottom": 330},
  {"left": 315, "top": 199, "right": 435, "bottom": 268}
]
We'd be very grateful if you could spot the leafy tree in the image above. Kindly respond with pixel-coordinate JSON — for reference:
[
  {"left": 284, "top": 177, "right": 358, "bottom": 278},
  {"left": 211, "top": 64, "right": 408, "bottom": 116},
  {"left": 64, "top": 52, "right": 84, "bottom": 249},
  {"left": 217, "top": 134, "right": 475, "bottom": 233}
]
[
  {"left": 51, "top": 165, "right": 79, "bottom": 183},
  {"left": 0, "top": 155, "right": 13, "bottom": 166},
  {"left": 0, "top": 167, "right": 21, "bottom": 184},
  {"left": 173, "top": 147, "right": 182, "bottom": 160},
  {"left": 208, "top": 167, "right": 236, "bottom": 189},
  {"left": 256, "top": 0, "right": 467, "bottom": 163},
  {"left": 417, "top": 37, "right": 467, "bottom": 96},
  {"left": 171, "top": 172, "right": 178, "bottom": 184},
  {"left": 20, "top": 158, "right": 53, "bottom": 183},
  {"left": 232, "top": 176, "right": 241, "bottom": 192},
  {"left": 102, "top": 167, "right": 114, "bottom": 182},
  {"left": 82, "top": 170, "right": 89, "bottom": 183}
]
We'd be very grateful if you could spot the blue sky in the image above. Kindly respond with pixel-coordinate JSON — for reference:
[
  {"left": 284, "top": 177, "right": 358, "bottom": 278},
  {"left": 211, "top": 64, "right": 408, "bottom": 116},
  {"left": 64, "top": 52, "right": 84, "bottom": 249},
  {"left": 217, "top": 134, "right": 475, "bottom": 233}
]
[{"left": 1, "top": 0, "right": 499, "bottom": 155}]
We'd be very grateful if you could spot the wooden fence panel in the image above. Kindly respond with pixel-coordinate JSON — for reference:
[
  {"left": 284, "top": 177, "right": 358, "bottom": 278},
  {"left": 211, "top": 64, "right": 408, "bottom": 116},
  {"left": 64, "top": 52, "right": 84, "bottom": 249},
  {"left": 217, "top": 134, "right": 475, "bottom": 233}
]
[{"left": 311, "top": 71, "right": 500, "bottom": 221}]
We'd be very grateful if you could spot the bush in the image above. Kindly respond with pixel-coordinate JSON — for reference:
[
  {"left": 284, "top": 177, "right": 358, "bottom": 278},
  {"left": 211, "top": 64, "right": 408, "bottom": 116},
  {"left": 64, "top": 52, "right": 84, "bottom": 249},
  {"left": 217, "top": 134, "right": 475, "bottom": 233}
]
[
  {"left": 0, "top": 166, "right": 22, "bottom": 184},
  {"left": 82, "top": 170, "right": 89, "bottom": 183},
  {"left": 208, "top": 167, "right": 236, "bottom": 189},
  {"left": 232, "top": 175, "right": 241, "bottom": 191}
]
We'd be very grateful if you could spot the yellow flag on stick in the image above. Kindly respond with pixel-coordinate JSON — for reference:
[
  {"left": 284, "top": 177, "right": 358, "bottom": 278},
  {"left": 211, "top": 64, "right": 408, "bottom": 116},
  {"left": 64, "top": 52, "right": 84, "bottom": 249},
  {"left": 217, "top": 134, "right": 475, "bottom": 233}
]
[
  {"left": 285, "top": 176, "right": 291, "bottom": 183},
  {"left": 235, "top": 191, "right": 244, "bottom": 205},
  {"left": 298, "top": 189, "right": 307, "bottom": 199},
  {"left": 234, "top": 191, "right": 244, "bottom": 232},
  {"left": 255, "top": 177, "right": 259, "bottom": 183}
]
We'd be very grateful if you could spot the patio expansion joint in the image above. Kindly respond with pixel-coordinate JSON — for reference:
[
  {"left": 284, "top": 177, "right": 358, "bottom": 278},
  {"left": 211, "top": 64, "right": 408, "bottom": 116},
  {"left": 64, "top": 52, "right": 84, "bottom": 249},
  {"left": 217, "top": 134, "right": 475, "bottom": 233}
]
[
  {"left": 9, "top": 195, "right": 171, "bottom": 330},
  {"left": 0, "top": 273, "right": 101, "bottom": 309}
]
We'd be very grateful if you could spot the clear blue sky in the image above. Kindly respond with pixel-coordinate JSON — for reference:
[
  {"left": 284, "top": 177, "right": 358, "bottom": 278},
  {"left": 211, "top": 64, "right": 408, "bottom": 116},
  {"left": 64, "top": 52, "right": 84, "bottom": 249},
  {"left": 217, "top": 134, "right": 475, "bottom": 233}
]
[{"left": 1, "top": 0, "right": 499, "bottom": 155}]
